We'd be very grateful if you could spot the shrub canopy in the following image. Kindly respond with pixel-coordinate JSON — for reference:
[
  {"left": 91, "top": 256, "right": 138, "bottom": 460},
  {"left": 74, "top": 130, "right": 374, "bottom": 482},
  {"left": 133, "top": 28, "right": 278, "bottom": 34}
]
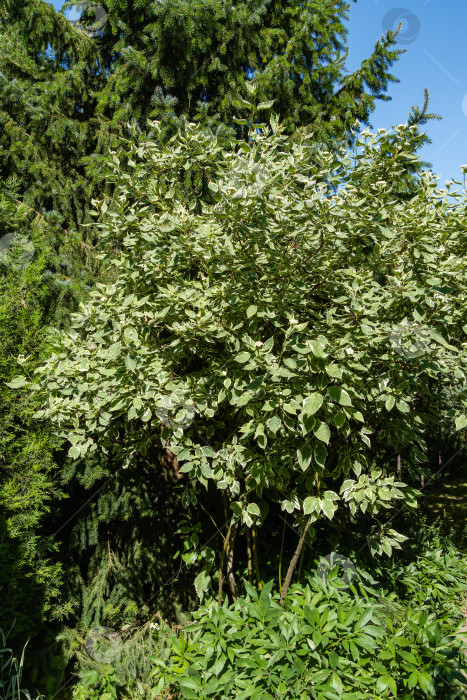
[{"left": 17, "top": 118, "right": 467, "bottom": 589}]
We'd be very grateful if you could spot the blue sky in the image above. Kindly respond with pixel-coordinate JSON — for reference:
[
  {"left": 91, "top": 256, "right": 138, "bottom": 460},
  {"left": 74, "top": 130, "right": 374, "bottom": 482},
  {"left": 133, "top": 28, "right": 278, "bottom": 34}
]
[
  {"left": 345, "top": 1, "right": 467, "bottom": 189},
  {"left": 51, "top": 0, "right": 467, "bottom": 187}
]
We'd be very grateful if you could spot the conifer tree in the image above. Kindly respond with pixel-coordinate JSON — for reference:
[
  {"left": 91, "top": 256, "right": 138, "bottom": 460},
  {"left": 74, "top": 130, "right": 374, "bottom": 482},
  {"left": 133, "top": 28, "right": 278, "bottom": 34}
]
[
  {"left": 0, "top": 0, "right": 113, "bottom": 660},
  {"left": 93, "top": 0, "right": 404, "bottom": 146},
  {"left": 0, "top": 0, "right": 117, "bottom": 258},
  {"left": 1, "top": 0, "right": 440, "bottom": 239},
  {"left": 73, "top": 0, "right": 440, "bottom": 188}
]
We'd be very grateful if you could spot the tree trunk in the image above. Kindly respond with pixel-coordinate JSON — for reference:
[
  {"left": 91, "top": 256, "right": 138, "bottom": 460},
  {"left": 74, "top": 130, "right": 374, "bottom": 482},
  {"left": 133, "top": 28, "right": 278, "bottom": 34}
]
[
  {"left": 252, "top": 525, "right": 262, "bottom": 590},
  {"left": 226, "top": 522, "right": 239, "bottom": 601},
  {"left": 246, "top": 528, "right": 253, "bottom": 585},
  {"left": 280, "top": 515, "right": 314, "bottom": 605},
  {"left": 217, "top": 522, "right": 232, "bottom": 606}
]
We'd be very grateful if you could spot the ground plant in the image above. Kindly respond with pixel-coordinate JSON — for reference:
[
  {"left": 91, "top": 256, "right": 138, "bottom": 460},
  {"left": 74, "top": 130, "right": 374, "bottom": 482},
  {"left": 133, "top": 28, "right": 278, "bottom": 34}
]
[
  {"left": 149, "top": 574, "right": 467, "bottom": 699},
  {"left": 0, "top": 629, "right": 44, "bottom": 700}
]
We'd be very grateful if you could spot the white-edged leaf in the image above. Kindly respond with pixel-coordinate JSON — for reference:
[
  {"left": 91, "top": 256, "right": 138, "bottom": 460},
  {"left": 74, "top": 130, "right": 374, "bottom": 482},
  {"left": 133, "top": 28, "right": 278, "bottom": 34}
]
[
  {"left": 321, "top": 499, "right": 337, "bottom": 519},
  {"left": 303, "top": 496, "right": 319, "bottom": 515},
  {"left": 303, "top": 392, "right": 323, "bottom": 417},
  {"left": 308, "top": 340, "right": 327, "bottom": 358},
  {"left": 455, "top": 415, "right": 467, "bottom": 431},
  {"left": 327, "top": 387, "right": 352, "bottom": 406},
  {"left": 5, "top": 375, "right": 28, "bottom": 388},
  {"left": 69, "top": 445, "right": 81, "bottom": 459},
  {"left": 313, "top": 421, "right": 330, "bottom": 444},
  {"left": 247, "top": 503, "right": 261, "bottom": 516},
  {"left": 266, "top": 415, "right": 281, "bottom": 434},
  {"left": 234, "top": 352, "right": 250, "bottom": 363},
  {"left": 297, "top": 442, "right": 312, "bottom": 471},
  {"left": 257, "top": 100, "right": 275, "bottom": 109}
]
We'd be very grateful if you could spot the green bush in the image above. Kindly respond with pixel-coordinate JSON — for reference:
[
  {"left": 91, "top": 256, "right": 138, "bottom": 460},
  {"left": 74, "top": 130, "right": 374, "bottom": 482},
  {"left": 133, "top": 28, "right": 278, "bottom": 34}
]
[
  {"left": 364, "top": 545, "right": 467, "bottom": 622},
  {"left": 71, "top": 667, "right": 122, "bottom": 700},
  {"left": 24, "top": 116, "right": 467, "bottom": 609},
  {"left": 150, "top": 574, "right": 467, "bottom": 700}
]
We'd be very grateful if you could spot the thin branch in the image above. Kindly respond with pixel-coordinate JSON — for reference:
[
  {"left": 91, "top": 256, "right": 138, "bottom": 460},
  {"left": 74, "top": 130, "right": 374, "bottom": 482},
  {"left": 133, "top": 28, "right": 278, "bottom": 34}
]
[
  {"left": 278, "top": 514, "right": 287, "bottom": 598},
  {"left": 246, "top": 528, "right": 253, "bottom": 585},
  {"left": 252, "top": 525, "right": 262, "bottom": 590},
  {"left": 280, "top": 515, "right": 314, "bottom": 605},
  {"left": 226, "top": 521, "right": 239, "bottom": 600},
  {"left": 217, "top": 522, "right": 233, "bottom": 606}
]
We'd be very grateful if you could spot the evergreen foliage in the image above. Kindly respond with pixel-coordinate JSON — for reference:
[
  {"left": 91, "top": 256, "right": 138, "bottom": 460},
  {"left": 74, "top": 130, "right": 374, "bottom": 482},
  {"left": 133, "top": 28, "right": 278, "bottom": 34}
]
[
  {"left": 0, "top": 0, "right": 116, "bottom": 657},
  {"left": 94, "top": 0, "right": 402, "bottom": 142},
  {"left": 0, "top": 198, "right": 71, "bottom": 646},
  {"left": 0, "top": 0, "right": 108, "bottom": 242}
]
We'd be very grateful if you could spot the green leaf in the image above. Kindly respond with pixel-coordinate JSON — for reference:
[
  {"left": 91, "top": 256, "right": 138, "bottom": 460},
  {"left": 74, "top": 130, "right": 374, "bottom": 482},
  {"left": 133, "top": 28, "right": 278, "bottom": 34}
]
[
  {"left": 314, "top": 441, "right": 327, "bottom": 468},
  {"left": 385, "top": 396, "right": 395, "bottom": 411},
  {"left": 313, "top": 421, "right": 330, "bottom": 444},
  {"left": 234, "top": 352, "right": 251, "bottom": 363},
  {"left": 292, "top": 344, "right": 313, "bottom": 355},
  {"left": 5, "top": 375, "right": 28, "bottom": 388},
  {"left": 303, "top": 393, "right": 323, "bottom": 416},
  {"left": 325, "top": 364, "right": 343, "bottom": 379},
  {"left": 107, "top": 342, "right": 122, "bottom": 359},
  {"left": 333, "top": 411, "right": 346, "bottom": 428},
  {"left": 211, "top": 655, "right": 226, "bottom": 676},
  {"left": 246, "top": 305, "right": 257, "bottom": 318},
  {"left": 257, "top": 100, "right": 275, "bottom": 109},
  {"left": 455, "top": 415, "right": 467, "bottom": 431},
  {"left": 375, "top": 676, "right": 389, "bottom": 693},
  {"left": 194, "top": 569, "right": 211, "bottom": 602},
  {"left": 327, "top": 387, "right": 352, "bottom": 406},
  {"left": 381, "top": 539, "right": 392, "bottom": 557},
  {"left": 300, "top": 411, "right": 316, "bottom": 434},
  {"left": 178, "top": 683, "right": 198, "bottom": 699},
  {"left": 266, "top": 415, "right": 281, "bottom": 434},
  {"left": 408, "top": 671, "right": 418, "bottom": 689},
  {"left": 283, "top": 357, "right": 297, "bottom": 369},
  {"left": 246, "top": 374, "right": 266, "bottom": 391},
  {"left": 297, "top": 442, "right": 312, "bottom": 471},
  {"left": 125, "top": 354, "right": 137, "bottom": 370},
  {"left": 417, "top": 670, "right": 434, "bottom": 694},
  {"left": 122, "top": 293, "right": 135, "bottom": 307}
]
